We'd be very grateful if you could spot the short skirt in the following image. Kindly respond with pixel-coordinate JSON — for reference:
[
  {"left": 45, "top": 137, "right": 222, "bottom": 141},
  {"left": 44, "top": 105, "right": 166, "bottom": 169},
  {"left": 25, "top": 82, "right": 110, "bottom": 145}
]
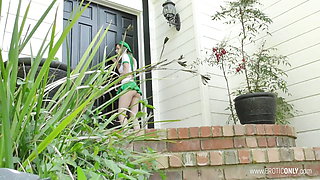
[{"left": 117, "top": 81, "right": 142, "bottom": 95}]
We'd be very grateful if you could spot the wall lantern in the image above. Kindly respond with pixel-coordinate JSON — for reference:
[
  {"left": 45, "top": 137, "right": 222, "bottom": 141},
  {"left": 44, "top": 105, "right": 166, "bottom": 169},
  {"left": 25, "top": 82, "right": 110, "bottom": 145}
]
[{"left": 162, "top": 0, "right": 181, "bottom": 31}]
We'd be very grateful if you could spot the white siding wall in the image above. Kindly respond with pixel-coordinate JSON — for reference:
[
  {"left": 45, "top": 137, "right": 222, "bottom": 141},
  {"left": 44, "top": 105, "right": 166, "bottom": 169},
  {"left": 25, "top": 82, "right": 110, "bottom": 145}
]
[
  {"left": 198, "top": 0, "right": 320, "bottom": 147},
  {"left": 260, "top": 0, "right": 320, "bottom": 147},
  {"left": 193, "top": 0, "right": 231, "bottom": 126},
  {"left": 149, "top": 0, "right": 206, "bottom": 128},
  {"left": 0, "top": 0, "right": 64, "bottom": 60}
]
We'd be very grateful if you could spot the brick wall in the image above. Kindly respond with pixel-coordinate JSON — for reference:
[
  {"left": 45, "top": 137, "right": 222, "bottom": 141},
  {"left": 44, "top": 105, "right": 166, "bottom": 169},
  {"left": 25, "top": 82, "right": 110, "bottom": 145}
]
[{"left": 133, "top": 125, "right": 320, "bottom": 180}]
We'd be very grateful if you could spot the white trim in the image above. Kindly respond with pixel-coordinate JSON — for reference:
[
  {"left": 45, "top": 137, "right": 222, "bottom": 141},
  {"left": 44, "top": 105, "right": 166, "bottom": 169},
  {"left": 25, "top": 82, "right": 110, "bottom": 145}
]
[
  {"left": 92, "top": 0, "right": 142, "bottom": 13},
  {"left": 191, "top": 0, "right": 212, "bottom": 126},
  {"left": 57, "top": 0, "right": 64, "bottom": 61},
  {"left": 148, "top": 2, "right": 161, "bottom": 129}
]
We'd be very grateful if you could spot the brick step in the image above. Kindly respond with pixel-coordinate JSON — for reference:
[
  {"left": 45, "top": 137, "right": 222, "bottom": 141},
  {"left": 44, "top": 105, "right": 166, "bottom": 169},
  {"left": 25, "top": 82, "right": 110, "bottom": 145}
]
[
  {"left": 150, "top": 161, "right": 320, "bottom": 180},
  {"left": 156, "top": 147, "right": 320, "bottom": 168},
  {"left": 134, "top": 135, "right": 296, "bottom": 152},
  {"left": 143, "top": 124, "right": 296, "bottom": 141},
  {"left": 150, "top": 147, "right": 320, "bottom": 180},
  {"left": 135, "top": 125, "right": 297, "bottom": 152}
]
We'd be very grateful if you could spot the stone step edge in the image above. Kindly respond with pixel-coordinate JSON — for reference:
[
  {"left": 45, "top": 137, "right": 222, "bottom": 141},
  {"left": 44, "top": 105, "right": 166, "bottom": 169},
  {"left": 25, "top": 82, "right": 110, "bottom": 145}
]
[
  {"left": 150, "top": 162, "right": 320, "bottom": 179},
  {"left": 133, "top": 136, "right": 296, "bottom": 153},
  {"left": 143, "top": 125, "right": 296, "bottom": 141},
  {"left": 154, "top": 147, "right": 320, "bottom": 169}
]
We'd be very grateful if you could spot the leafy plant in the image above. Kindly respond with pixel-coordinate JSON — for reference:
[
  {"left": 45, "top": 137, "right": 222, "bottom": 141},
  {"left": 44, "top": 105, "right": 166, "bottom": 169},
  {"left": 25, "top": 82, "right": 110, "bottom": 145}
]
[
  {"left": 203, "top": 42, "right": 238, "bottom": 124},
  {"left": 212, "top": 0, "right": 273, "bottom": 93},
  {"left": 0, "top": 0, "right": 164, "bottom": 179},
  {"left": 204, "top": 0, "right": 296, "bottom": 124}
]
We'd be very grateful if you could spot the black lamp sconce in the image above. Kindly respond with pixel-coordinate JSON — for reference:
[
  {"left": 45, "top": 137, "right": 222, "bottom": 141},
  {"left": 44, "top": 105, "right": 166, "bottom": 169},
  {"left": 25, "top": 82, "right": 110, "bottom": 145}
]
[{"left": 162, "top": 0, "right": 181, "bottom": 31}]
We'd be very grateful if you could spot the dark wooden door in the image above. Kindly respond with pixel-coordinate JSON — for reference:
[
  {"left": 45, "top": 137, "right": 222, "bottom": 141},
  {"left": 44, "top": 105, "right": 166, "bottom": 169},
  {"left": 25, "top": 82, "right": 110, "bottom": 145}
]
[
  {"left": 62, "top": 1, "right": 139, "bottom": 127},
  {"left": 63, "top": 1, "right": 98, "bottom": 68},
  {"left": 98, "top": 6, "right": 139, "bottom": 65},
  {"left": 63, "top": 0, "right": 138, "bottom": 68}
]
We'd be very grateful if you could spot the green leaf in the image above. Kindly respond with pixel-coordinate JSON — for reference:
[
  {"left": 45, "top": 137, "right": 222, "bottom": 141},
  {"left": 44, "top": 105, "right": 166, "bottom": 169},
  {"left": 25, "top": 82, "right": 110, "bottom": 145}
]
[
  {"left": 18, "top": 1, "right": 31, "bottom": 45},
  {"left": 20, "top": 4, "right": 97, "bottom": 163},
  {"left": 48, "top": 7, "right": 59, "bottom": 56},
  {"left": 139, "top": 100, "right": 154, "bottom": 109},
  {"left": 23, "top": 97, "right": 91, "bottom": 166},
  {"left": 145, "top": 104, "right": 155, "bottom": 109},
  {"left": 136, "top": 112, "right": 147, "bottom": 119},
  {"left": 77, "top": 166, "right": 87, "bottom": 180},
  {"left": 104, "top": 159, "right": 121, "bottom": 174},
  {"left": 118, "top": 163, "right": 150, "bottom": 175},
  {"left": 89, "top": 173, "right": 101, "bottom": 180},
  {"left": 19, "top": 0, "right": 58, "bottom": 51},
  {"left": 93, "top": 146, "right": 99, "bottom": 156},
  {"left": 70, "top": 142, "right": 84, "bottom": 152},
  {"left": 118, "top": 173, "right": 136, "bottom": 180}
]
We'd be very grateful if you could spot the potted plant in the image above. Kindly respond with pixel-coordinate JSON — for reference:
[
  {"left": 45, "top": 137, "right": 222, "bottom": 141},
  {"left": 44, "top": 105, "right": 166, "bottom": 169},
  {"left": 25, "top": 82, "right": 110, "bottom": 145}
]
[{"left": 206, "top": 0, "right": 295, "bottom": 124}]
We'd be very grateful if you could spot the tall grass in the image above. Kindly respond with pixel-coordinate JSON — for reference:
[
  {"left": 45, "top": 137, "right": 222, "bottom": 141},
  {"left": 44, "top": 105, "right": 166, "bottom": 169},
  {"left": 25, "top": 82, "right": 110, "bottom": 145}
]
[{"left": 0, "top": 0, "right": 160, "bottom": 179}]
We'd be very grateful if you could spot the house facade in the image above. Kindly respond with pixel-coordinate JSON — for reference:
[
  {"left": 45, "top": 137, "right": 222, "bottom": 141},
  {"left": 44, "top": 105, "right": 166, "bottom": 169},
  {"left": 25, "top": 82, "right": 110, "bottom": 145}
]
[{"left": 1, "top": 0, "right": 320, "bottom": 147}]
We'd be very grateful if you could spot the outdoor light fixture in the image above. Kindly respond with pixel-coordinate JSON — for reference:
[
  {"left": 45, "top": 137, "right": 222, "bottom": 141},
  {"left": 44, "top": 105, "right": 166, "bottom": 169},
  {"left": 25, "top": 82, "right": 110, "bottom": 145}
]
[{"left": 162, "top": 0, "right": 181, "bottom": 31}]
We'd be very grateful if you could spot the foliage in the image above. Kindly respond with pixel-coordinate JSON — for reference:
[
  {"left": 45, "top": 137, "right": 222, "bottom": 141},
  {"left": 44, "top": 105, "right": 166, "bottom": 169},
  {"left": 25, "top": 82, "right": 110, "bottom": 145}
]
[
  {"left": 206, "top": 0, "right": 296, "bottom": 124},
  {"left": 0, "top": 0, "right": 162, "bottom": 179},
  {"left": 204, "top": 42, "right": 237, "bottom": 124},
  {"left": 212, "top": 0, "right": 273, "bottom": 93},
  {"left": 34, "top": 123, "right": 159, "bottom": 180},
  {"left": 228, "top": 44, "right": 291, "bottom": 95}
]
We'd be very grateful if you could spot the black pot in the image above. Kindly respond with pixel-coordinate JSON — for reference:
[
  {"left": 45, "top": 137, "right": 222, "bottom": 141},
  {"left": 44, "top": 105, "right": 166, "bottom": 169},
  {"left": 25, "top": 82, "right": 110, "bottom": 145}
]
[
  {"left": 234, "top": 92, "right": 276, "bottom": 124},
  {"left": 17, "top": 57, "right": 68, "bottom": 98}
]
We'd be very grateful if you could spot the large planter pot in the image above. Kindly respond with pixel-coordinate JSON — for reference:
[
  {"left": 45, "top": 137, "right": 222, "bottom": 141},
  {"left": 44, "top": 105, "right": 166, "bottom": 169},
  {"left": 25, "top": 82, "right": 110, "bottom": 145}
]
[
  {"left": 17, "top": 57, "right": 68, "bottom": 98},
  {"left": 234, "top": 92, "right": 276, "bottom": 124}
]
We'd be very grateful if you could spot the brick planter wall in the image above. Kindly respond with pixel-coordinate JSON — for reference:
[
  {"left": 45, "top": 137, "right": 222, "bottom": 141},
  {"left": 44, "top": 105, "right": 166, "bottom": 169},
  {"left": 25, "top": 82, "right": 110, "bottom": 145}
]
[{"left": 133, "top": 125, "right": 320, "bottom": 180}]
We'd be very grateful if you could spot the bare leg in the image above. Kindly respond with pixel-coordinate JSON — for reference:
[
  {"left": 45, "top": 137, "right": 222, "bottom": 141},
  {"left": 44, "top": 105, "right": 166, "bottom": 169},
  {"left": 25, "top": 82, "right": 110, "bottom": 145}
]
[
  {"left": 118, "top": 91, "right": 135, "bottom": 126},
  {"left": 129, "top": 92, "right": 141, "bottom": 130}
]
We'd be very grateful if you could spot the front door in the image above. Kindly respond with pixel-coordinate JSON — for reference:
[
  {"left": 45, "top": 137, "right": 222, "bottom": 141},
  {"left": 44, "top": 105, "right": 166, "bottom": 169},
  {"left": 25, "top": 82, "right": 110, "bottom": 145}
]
[
  {"left": 62, "top": 0, "right": 139, "bottom": 126},
  {"left": 62, "top": 0, "right": 139, "bottom": 68}
]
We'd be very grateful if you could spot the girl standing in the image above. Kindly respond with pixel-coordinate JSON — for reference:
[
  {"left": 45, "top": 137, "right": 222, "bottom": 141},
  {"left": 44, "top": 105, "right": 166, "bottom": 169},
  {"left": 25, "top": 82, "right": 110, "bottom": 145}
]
[{"left": 114, "top": 41, "right": 142, "bottom": 130}]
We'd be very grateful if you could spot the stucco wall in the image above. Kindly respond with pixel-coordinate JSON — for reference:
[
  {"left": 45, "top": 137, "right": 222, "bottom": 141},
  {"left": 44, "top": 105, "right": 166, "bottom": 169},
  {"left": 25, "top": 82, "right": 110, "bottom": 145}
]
[{"left": 0, "top": 0, "right": 64, "bottom": 60}]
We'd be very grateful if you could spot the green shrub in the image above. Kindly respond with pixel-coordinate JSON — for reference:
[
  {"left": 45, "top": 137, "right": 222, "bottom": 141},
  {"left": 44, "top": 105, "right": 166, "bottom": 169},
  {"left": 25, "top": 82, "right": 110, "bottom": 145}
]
[{"left": 0, "top": 0, "right": 159, "bottom": 179}]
